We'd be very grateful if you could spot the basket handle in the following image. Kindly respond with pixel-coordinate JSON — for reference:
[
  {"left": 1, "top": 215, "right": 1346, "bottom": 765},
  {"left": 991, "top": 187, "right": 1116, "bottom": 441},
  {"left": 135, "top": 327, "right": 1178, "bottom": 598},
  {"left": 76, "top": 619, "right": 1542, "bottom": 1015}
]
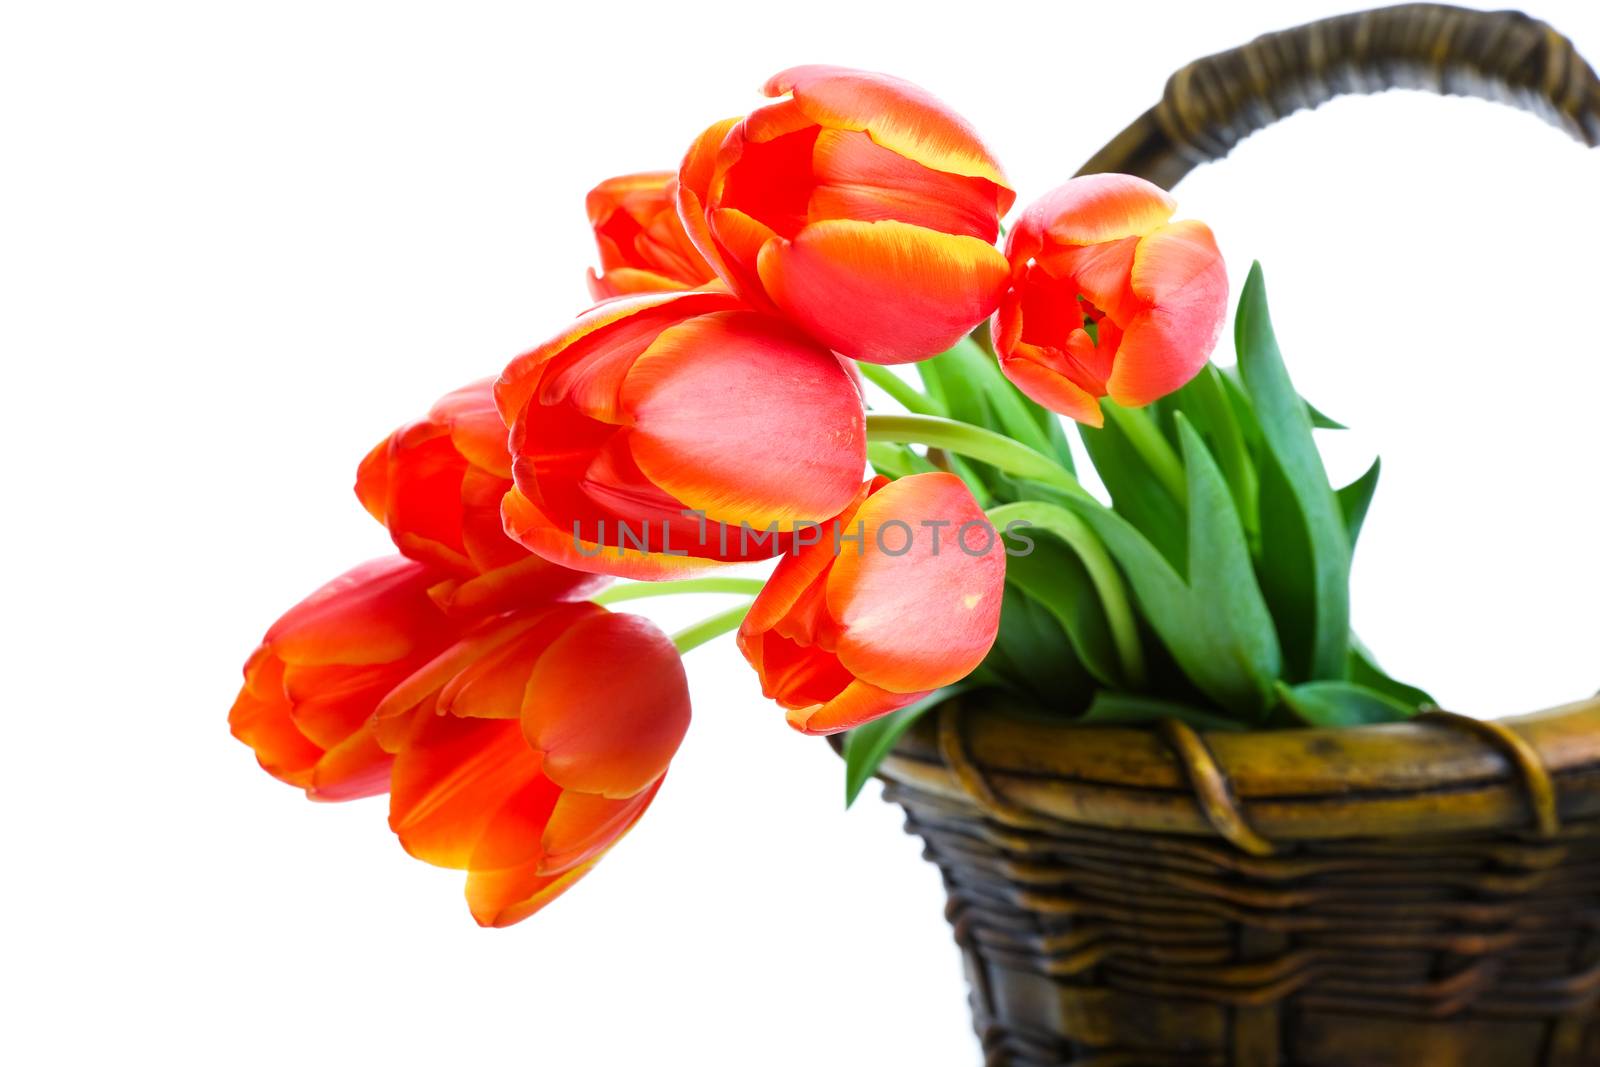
[{"left": 1076, "top": 2, "right": 1600, "bottom": 189}]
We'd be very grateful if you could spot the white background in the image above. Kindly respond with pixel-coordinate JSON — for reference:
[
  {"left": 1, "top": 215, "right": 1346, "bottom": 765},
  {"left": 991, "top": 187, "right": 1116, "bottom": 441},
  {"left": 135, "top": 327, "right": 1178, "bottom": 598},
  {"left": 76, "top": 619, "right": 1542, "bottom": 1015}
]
[{"left": 5, "top": 1, "right": 1599, "bottom": 1063}]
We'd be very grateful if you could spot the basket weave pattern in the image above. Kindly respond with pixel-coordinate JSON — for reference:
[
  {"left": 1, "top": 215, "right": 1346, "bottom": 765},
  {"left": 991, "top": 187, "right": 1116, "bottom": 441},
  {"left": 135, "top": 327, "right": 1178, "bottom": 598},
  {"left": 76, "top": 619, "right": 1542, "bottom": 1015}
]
[{"left": 881, "top": 701, "right": 1600, "bottom": 1066}]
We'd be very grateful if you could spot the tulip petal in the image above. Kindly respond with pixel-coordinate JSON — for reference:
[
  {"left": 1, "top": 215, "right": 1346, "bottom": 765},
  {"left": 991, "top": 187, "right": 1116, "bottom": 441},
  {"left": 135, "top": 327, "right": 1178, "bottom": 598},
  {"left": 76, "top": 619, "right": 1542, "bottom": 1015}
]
[
  {"left": 739, "top": 477, "right": 872, "bottom": 635},
  {"left": 1018, "top": 173, "right": 1175, "bottom": 247},
  {"left": 431, "top": 378, "right": 513, "bottom": 479},
  {"left": 426, "top": 554, "right": 609, "bottom": 620},
  {"left": 538, "top": 779, "right": 661, "bottom": 876},
  {"left": 229, "top": 652, "right": 321, "bottom": 786},
  {"left": 786, "top": 678, "right": 931, "bottom": 736},
  {"left": 587, "top": 266, "right": 694, "bottom": 300},
  {"left": 467, "top": 771, "right": 563, "bottom": 872},
  {"left": 500, "top": 483, "right": 732, "bottom": 580},
  {"left": 388, "top": 716, "right": 542, "bottom": 870},
  {"left": 825, "top": 473, "right": 1004, "bottom": 692},
  {"left": 522, "top": 612, "right": 690, "bottom": 799},
  {"left": 623, "top": 311, "right": 865, "bottom": 528},
  {"left": 264, "top": 557, "right": 449, "bottom": 667},
  {"left": 435, "top": 604, "right": 601, "bottom": 721},
  {"left": 809, "top": 129, "right": 1002, "bottom": 242},
  {"left": 307, "top": 729, "right": 393, "bottom": 802},
  {"left": 677, "top": 117, "right": 741, "bottom": 284},
  {"left": 1107, "top": 221, "right": 1227, "bottom": 406},
  {"left": 995, "top": 350, "right": 1106, "bottom": 427},
  {"left": 495, "top": 291, "right": 740, "bottom": 426},
  {"left": 757, "top": 219, "right": 1009, "bottom": 364},
  {"left": 465, "top": 856, "right": 598, "bottom": 928},
  {"left": 764, "top": 65, "right": 1012, "bottom": 198}
]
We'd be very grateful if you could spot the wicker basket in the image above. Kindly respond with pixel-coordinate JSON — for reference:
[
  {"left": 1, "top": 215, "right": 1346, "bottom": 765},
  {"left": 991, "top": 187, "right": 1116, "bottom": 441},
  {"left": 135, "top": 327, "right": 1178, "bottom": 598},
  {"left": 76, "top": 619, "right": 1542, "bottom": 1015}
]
[{"left": 875, "top": 6, "right": 1600, "bottom": 1065}]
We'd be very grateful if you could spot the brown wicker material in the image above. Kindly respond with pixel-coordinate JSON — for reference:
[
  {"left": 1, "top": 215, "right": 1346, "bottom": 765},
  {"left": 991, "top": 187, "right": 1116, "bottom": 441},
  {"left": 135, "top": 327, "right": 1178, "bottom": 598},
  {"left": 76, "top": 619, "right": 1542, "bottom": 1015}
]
[{"left": 876, "top": 6, "right": 1600, "bottom": 1065}]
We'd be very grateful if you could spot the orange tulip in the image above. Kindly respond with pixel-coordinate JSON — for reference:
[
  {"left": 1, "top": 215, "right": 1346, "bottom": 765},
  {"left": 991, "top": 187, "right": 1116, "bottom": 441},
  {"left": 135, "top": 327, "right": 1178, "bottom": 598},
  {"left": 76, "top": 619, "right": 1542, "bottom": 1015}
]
[
  {"left": 676, "top": 66, "right": 1015, "bottom": 365},
  {"left": 356, "top": 378, "right": 608, "bottom": 617},
  {"left": 585, "top": 172, "right": 720, "bottom": 300},
  {"left": 372, "top": 602, "right": 689, "bottom": 927},
  {"left": 495, "top": 289, "right": 867, "bottom": 580},
  {"left": 737, "top": 472, "right": 1005, "bottom": 735},
  {"left": 993, "top": 173, "right": 1227, "bottom": 426},
  {"left": 228, "top": 556, "right": 458, "bottom": 801}
]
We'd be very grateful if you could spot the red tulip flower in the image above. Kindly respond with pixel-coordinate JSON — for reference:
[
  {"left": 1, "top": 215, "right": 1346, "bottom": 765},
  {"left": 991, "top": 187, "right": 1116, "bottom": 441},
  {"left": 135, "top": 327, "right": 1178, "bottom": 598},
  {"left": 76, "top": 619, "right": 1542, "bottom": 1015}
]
[
  {"left": 993, "top": 173, "right": 1227, "bottom": 426},
  {"left": 372, "top": 602, "right": 689, "bottom": 927},
  {"left": 676, "top": 66, "right": 1015, "bottom": 364},
  {"left": 357, "top": 378, "right": 608, "bottom": 617},
  {"left": 585, "top": 171, "right": 720, "bottom": 300},
  {"left": 229, "top": 557, "right": 458, "bottom": 801},
  {"left": 737, "top": 473, "right": 1005, "bottom": 735},
  {"left": 496, "top": 289, "right": 867, "bottom": 580}
]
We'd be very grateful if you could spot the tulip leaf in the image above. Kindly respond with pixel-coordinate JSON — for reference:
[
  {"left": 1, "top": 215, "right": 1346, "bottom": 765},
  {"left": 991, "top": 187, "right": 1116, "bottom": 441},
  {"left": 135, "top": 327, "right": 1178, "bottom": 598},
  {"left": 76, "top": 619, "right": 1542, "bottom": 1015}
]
[
  {"left": 1077, "top": 413, "right": 1188, "bottom": 571},
  {"left": 1003, "top": 530, "right": 1122, "bottom": 688},
  {"left": 1306, "top": 400, "right": 1347, "bottom": 430},
  {"left": 1276, "top": 680, "right": 1418, "bottom": 728},
  {"left": 1176, "top": 415, "right": 1281, "bottom": 707},
  {"left": 1080, "top": 692, "right": 1247, "bottom": 732},
  {"left": 1254, "top": 451, "right": 1319, "bottom": 680},
  {"left": 983, "top": 583, "right": 1097, "bottom": 705},
  {"left": 843, "top": 686, "right": 968, "bottom": 808},
  {"left": 1058, "top": 495, "right": 1272, "bottom": 716},
  {"left": 1166, "top": 365, "right": 1259, "bottom": 544},
  {"left": 866, "top": 441, "right": 939, "bottom": 480},
  {"left": 1347, "top": 636, "right": 1436, "bottom": 709},
  {"left": 1236, "top": 263, "right": 1350, "bottom": 680},
  {"left": 1337, "top": 456, "right": 1381, "bottom": 553}
]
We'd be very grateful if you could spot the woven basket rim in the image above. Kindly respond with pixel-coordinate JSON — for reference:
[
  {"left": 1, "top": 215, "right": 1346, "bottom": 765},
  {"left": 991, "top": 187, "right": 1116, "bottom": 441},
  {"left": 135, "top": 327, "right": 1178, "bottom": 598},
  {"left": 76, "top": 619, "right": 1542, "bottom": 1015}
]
[{"left": 879, "top": 694, "right": 1600, "bottom": 845}]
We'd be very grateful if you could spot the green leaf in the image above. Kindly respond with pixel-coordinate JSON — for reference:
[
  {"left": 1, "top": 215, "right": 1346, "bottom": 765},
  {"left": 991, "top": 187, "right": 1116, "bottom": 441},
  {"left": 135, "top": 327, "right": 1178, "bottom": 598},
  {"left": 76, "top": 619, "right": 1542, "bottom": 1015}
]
[
  {"left": 1059, "top": 495, "right": 1272, "bottom": 715},
  {"left": 1337, "top": 457, "right": 1381, "bottom": 553},
  {"left": 842, "top": 687, "right": 966, "bottom": 807},
  {"left": 1347, "top": 637, "right": 1436, "bottom": 709},
  {"left": 865, "top": 441, "right": 938, "bottom": 480},
  {"left": 1081, "top": 692, "right": 1247, "bottom": 732},
  {"left": 1176, "top": 415, "right": 1281, "bottom": 705},
  {"left": 982, "top": 583, "right": 1097, "bottom": 705},
  {"left": 1306, "top": 400, "right": 1347, "bottom": 430},
  {"left": 1254, "top": 450, "right": 1319, "bottom": 680},
  {"left": 1236, "top": 263, "right": 1350, "bottom": 680},
  {"left": 1277, "top": 680, "right": 1418, "bottom": 727},
  {"left": 1003, "top": 530, "right": 1122, "bottom": 687},
  {"left": 1078, "top": 414, "right": 1188, "bottom": 571},
  {"left": 1166, "top": 365, "right": 1258, "bottom": 543}
]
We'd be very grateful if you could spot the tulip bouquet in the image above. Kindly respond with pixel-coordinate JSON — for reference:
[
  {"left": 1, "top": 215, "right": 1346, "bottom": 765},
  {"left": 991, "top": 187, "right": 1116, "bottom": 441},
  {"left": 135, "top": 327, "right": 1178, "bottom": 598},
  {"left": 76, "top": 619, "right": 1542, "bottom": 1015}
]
[{"left": 230, "top": 65, "right": 1430, "bottom": 928}]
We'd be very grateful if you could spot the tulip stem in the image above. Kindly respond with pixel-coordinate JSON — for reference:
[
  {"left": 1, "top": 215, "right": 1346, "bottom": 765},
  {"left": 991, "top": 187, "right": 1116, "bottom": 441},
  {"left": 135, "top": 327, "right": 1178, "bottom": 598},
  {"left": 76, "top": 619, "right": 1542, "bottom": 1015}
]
[
  {"left": 672, "top": 602, "right": 752, "bottom": 655},
  {"left": 856, "top": 363, "right": 941, "bottom": 416},
  {"left": 986, "top": 500, "right": 1146, "bottom": 687},
  {"left": 865, "top": 413, "right": 1088, "bottom": 499},
  {"left": 593, "top": 577, "right": 767, "bottom": 605}
]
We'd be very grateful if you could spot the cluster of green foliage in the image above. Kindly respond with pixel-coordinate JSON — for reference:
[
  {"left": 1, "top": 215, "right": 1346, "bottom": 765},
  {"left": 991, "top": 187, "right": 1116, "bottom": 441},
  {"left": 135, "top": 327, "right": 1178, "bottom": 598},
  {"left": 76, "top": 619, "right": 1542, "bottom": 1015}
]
[{"left": 844, "top": 264, "right": 1433, "bottom": 805}]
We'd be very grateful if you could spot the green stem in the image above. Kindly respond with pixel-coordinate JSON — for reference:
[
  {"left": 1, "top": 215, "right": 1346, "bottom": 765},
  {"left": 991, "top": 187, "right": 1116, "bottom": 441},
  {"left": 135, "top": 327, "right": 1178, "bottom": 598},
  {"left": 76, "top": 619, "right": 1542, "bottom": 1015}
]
[
  {"left": 1103, "top": 403, "right": 1187, "bottom": 504},
  {"left": 987, "top": 500, "right": 1146, "bottom": 686},
  {"left": 865, "top": 413, "right": 1088, "bottom": 500},
  {"left": 593, "top": 577, "right": 767, "bottom": 605},
  {"left": 856, "top": 362, "right": 941, "bottom": 416},
  {"left": 672, "top": 602, "right": 752, "bottom": 654}
]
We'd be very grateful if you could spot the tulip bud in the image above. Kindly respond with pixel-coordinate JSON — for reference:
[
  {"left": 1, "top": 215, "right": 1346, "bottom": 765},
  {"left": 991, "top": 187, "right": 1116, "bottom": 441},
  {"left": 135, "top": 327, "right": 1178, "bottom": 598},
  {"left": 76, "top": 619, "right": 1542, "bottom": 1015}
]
[
  {"left": 495, "top": 290, "right": 867, "bottom": 580},
  {"left": 356, "top": 379, "right": 609, "bottom": 617},
  {"left": 737, "top": 473, "right": 1005, "bottom": 734},
  {"left": 375, "top": 603, "right": 690, "bottom": 927},
  {"left": 993, "top": 174, "right": 1228, "bottom": 426},
  {"left": 228, "top": 557, "right": 458, "bottom": 800},
  {"left": 676, "top": 66, "right": 1015, "bottom": 364},
  {"left": 585, "top": 171, "right": 720, "bottom": 300}
]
